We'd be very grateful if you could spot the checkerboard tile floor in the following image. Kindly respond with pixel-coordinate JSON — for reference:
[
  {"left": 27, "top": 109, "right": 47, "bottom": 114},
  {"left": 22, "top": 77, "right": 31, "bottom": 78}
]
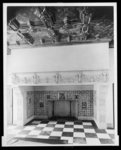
[{"left": 7, "top": 120, "right": 115, "bottom": 145}]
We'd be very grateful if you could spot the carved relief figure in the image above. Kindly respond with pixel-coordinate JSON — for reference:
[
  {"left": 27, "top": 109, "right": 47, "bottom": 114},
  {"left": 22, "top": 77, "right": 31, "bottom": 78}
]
[
  {"left": 59, "top": 92, "right": 65, "bottom": 100},
  {"left": 11, "top": 70, "right": 109, "bottom": 85}
]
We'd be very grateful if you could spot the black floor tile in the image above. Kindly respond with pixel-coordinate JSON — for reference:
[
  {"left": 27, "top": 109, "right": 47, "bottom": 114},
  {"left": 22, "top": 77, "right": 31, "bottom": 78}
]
[
  {"left": 39, "top": 131, "right": 51, "bottom": 136},
  {"left": 109, "top": 134, "right": 115, "bottom": 139},
  {"left": 65, "top": 125, "right": 73, "bottom": 128},
  {"left": 30, "top": 121, "right": 41, "bottom": 125},
  {"left": 49, "top": 136, "right": 61, "bottom": 140},
  {"left": 24, "top": 119, "right": 35, "bottom": 126},
  {"left": 50, "top": 117, "right": 76, "bottom": 121},
  {"left": 74, "top": 128, "right": 84, "bottom": 132},
  {"left": 57, "top": 121, "right": 65, "bottom": 124},
  {"left": 85, "top": 133, "right": 97, "bottom": 138},
  {"left": 99, "top": 138, "right": 114, "bottom": 144},
  {"left": 74, "top": 121, "right": 82, "bottom": 125},
  {"left": 95, "top": 129, "right": 107, "bottom": 133},
  {"left": 82, "top": 120, "right": 93, "bottom": 122},
  {"left": 46, "top": 124, "right": 55, "bottom": 127},
  {"left": 53, "top": 128, "right": 63, "bottom": 131},
  {"left": 83, "top": 125, "right": 94, "bottom": 129},
  {"left": 34, "top": 127, "right": 44, "bottom": 130},
  {"left": 41, "top": 120, "right": 49, "bottom": 124},
  {"left": 62, "top": 132, "right": 73, "bottom": 137}
]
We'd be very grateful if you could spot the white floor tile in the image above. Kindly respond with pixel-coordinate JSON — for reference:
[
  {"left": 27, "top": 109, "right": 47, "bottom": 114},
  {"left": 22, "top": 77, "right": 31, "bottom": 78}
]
[
  {"left": 74, "top": 125, "right": 83, "bottom": 129},
  {"left": 86, "top": 138, "right": 101, "bottom": 145},
  {"left": 83, "top": 122, "right": 92, "bottom": 126},
  {"left": 8, "top": 129, "right": 21, "bottom": 134},
  {"left": 50, "top": 131, "right": 62, "bottom": 136},
  {"left": 23, "top": 126, "right": 36, "bottom": 130},
  {"left": 43, "top": 127, "right": 54, "bottom": 131},
  {"left": 48, "top": 121, "right": 57, "bottom": 124},
  {"left": 84, "top": 129, "right": 95, "bottom": 133},
  {"left": 7, "top": 126, "right": 18, "bottom": 130},
  {"left": 28, "top": 130, "right": 41, "bottom": 135},
  {"left": 65, "top": 122, "right": 74, "bottom": 125},
  {"left": 63, "top": 128, "right": 73, "bottom": 132},
  {"left": 106, "top": 129, "right": 115, "bottom": 134},
  {"left": 14, "top": 134, "right": 27, "bottom": 138},
  {"left": 37, "top": 135, "right": 49, "bottom": 139},
  {"left": 68, "top": 138, "right": 73, "bottom": 144},
  {"left": 73, "top": 132, "right": 85, "bottom": 138},
  {"left": 97, "top": 133, "right": 111, "bottom": 139},
  {"left": 36, "top": 124, "right": 47, "bottom": 128}
]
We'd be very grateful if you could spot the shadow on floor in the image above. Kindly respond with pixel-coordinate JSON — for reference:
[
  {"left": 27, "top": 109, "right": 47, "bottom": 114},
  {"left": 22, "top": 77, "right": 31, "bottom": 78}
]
[{"left": 9, "top": 137, "right": 68, "bottom": 145}]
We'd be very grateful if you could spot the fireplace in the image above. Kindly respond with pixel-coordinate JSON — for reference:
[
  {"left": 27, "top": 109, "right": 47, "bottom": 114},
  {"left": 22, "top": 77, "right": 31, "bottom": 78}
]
[
  {"left": 11, "top": 71, "right": 109, "bottom": 129},
  {"left": 47, "top": 90, "right": 94, "bottom": 119},
  {"left": 6, "top": 42, "right": 111, "bottom": 130}
]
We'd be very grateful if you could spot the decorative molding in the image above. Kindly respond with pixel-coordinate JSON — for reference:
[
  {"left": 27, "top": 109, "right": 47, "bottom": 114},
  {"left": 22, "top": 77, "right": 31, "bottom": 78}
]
[{"left": 9, "top": 70, "right": 109, "bottom": 85}]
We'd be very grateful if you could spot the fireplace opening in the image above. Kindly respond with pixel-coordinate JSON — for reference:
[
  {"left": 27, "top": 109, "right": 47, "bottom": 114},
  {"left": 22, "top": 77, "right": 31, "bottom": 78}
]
[
  {"left": 12, "top": 86, "right": 95, "bottom": 125},
  {"left": 47, "top": 90, "right": 94, "bottom": 119}
]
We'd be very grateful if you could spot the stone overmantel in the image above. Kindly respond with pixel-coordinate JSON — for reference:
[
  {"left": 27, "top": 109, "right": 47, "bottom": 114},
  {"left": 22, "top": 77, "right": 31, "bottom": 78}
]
[{"left": 8, "top": 70, "right": 109, "bottom": 86}]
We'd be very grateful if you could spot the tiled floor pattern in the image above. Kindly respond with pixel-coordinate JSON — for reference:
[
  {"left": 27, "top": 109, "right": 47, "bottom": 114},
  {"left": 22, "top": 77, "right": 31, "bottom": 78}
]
[{"left": 7, "top": 120, "right": 115, "bottom": 145}]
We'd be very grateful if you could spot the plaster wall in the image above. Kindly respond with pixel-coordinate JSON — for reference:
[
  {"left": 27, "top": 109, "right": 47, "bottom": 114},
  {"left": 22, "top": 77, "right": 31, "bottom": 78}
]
[
  {"left": 7, "top": 43, "right": 109, "bottom": 74},
  {"left": 12, "top": 86, "right": 34, "bottom": 125}
]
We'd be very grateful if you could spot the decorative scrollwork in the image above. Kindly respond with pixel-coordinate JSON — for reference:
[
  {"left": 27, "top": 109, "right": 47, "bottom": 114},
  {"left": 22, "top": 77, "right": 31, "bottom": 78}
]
[{"left": 10, "top": 70, "right": 109, "bottom": 85}]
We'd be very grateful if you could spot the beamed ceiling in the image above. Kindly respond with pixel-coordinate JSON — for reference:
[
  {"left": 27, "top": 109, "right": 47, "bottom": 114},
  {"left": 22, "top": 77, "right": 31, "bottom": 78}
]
[{"left": 7, "top": 6, "right": 114, "bottom": 49}]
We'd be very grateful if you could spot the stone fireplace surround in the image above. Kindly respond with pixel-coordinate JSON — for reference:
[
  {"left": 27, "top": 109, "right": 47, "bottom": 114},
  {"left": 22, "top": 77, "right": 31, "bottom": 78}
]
[{"left": 10, "top": 69, "right": 109, "bottom": 129}]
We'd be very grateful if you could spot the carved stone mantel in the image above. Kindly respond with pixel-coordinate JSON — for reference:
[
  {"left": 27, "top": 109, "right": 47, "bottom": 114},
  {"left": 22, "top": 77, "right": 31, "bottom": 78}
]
[
  {"left": 8, "top": 70, "right": 110, "bottom": 130},
  {"left": 8, "top": 70, "right": 109, "bottom": 85}
]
